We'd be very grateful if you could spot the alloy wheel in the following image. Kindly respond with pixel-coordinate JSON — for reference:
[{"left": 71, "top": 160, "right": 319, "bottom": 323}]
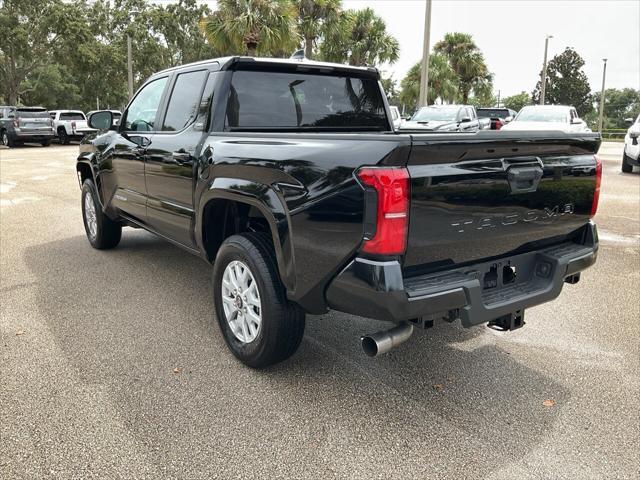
[{"left": 221, "top": 260, "right": 262, "bottom": 343}]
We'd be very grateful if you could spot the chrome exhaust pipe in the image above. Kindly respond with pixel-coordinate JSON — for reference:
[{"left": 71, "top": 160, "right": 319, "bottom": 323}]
[{"left": 361, "top": 322, "right": 414, "bottom": 357}]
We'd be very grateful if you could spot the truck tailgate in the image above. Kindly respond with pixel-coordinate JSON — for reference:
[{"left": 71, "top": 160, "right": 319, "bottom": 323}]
[{"left": 404, "top": 131, "right": 600, "bottom": 270}]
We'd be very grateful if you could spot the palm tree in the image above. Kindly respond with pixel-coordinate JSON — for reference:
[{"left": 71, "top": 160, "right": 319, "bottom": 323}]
[
  {"left": 320, "top": 8, "right": 399, "bottom": 66},
  {"left": 294, "top": 0, "right": 341, "bottom": 60},
  {"left": 434, "top": 32, "right": 492, "bottom": 103},
  {"left": 199, "top": 0, "right": 298, "bottom": 57},
  {"left": 399, "top": 54, "right": 459, "bottom": 110}
]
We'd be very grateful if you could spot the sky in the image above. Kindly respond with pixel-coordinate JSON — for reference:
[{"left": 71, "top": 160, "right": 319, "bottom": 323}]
[{"left": 156, "top": 0, "right": 640, "bottom": 98}]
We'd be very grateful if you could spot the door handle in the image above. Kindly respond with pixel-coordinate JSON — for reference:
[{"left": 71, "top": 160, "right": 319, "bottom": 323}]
[{"left": 171, "top": 150, "right": 192, "bottom": 164}]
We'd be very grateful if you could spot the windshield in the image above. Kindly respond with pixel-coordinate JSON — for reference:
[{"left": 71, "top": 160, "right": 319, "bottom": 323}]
[
  {"left": 477, "top": 109, "right": 509, "bottom": 119},
  {"left": 412, "top": 106, "right": 459, "bottom": 122},
  {"left": 515, "top": 107, "right": 569, "bottom": 123}
]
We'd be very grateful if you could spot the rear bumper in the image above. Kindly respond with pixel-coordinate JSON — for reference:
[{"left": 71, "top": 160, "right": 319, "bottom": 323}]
[
  {"left": 13, "top": 130, "right": 55, "bottom": 140},
  {"left": 71, "top": 129, "right": 96, "bottom": 137},
  {"left": 624, "top": 142, "right": 640, "bottom": 164},
  {"left": 326, "top": 222, "right": 598, "bottom": 326}
]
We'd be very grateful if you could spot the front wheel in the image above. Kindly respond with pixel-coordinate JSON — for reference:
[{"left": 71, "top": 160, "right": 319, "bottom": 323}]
[
  {"left": 622, "top": 149, "right": 633, "bottom": 173},
  {"left": 81, "top": 179, "right": 121, "bottom": 249},
  {"left": 41, "top": 138, "right": 51, "bottom": 147},
  {"left": 213, "top": 232, "right": 305, "bottom": 368},
  {"left": 1, "top": 130, "right": 15, "bottom": 147}
]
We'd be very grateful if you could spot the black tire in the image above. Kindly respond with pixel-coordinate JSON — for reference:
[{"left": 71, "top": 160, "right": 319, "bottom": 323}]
[
  {"left": 213, "top": 232, "right": 305, "bottom": 368},
  {"left": 622, "top": 150, "right": 633, "bottom": 173},
  {"left": 41, "top": 138, "right": 51, "bottom": 147},
  {"left": 1, "top": 129, "right": 15, "bottom": 148},
  {"left": 58, "top": 128, "right": 69, "bottom": 145},
  {"left": 81, "top": 179, "right": 122, "bottom": 249}
]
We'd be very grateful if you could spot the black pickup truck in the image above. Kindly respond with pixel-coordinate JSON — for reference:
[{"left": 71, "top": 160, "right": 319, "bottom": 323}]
[{"left": 77, "top": 57, "right": 601, "bottom": 367}]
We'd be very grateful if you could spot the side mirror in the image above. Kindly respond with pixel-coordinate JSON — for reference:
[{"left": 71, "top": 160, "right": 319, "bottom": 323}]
[
  {"left": 460, "top": 117, "right": 471, "bottom": 123},
  {"left": 624, "top": 118, "right": 634, "bottom": 126},
  {"left": 88, "top": 110, "right": 113, "bottom": 130},
  {"left": 571, "top": 118, "right": 583, "bottom": 125},
  {"left": 504, "top": 116, "right": 513, "bottom": 123},
  {"left": 630, "top": 130, "right": 640, "bottom": 139}
]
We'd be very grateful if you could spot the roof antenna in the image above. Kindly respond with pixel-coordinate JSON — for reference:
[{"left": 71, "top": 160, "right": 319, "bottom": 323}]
[{"left": 290, "top": 49, "right": 305, "bottom": 61}]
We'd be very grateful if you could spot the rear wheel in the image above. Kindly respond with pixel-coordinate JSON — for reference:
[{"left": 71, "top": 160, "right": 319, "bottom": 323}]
[
  {"left": 81, "top": 179, "right": 121, "bottom": 249},
  {"left": 58, "top": 128, "right": 69, "bottom": 145},
  {"left": 213, "top": 232, "right": 305, "bottom": 368},
  {"left": 622, "top": 149, "right": 633, "bottom": 173},
  {"left": 41, "top": 138, "right": 51, "bottom": 147}
]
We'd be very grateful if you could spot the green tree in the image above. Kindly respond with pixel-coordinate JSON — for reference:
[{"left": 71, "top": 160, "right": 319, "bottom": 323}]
[
  {"left": 199, "top": 0, "right": 298, "bottom": 57},
  {"left": 294, "top": 0, "right": 341, "bottom": 60},
  {"left": 0, "top": 0, "right": 92, "bottom": 105},
  {"left": 502, "top": 91, "right": 531, "bottom": 112},
  {"left": 433, "top": 32, "right": 493, "bottom": 103},
  {"left": 148, "top": 0, "right": 218, "bottom": 66},
  {"left": 319, "top": 8, "right": 399, "bottom": 66},
  {"left": 399, "top": 54, "right": 459, "bottom": 111},
  {"left": 380, "top": 75, "right": 399, "bottom": 104},
  {"left": 532, "top": 47, "right": 593, "bottom": 116},
  {"left": 592, "top": 88, "right": 640, "bottom": 128},
  {"left": 1, "top": 0, "right": 219, "bottom": 111}
]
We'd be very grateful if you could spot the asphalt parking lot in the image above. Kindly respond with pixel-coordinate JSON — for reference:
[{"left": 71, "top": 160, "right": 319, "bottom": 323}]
[{"left": 1, "top": 142, "right": 639, "bottom": 479}]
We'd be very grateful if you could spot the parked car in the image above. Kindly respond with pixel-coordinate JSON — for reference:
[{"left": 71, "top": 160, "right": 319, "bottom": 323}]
[
  {"left": 622, "top": 114, "right": 640, "bottom": 173},
  {"left": 87, "top": 110, "right": 122, "bottom": 126},
  {"left": 399, "top": 105, "right": 486, "bottom": 132},
  {"left": 49, "top": 110, "right": 95, "bottom": 145},
  {"left": 0, "top": 106, "right": 55, "bottom": 147},
  {"left": 389, "top": 105, "right": 402, "bottom": 129},
  {"left": 502, "top": 105, "right": 591, "bottom": 132},
  {"left": 78, "top": 56, "right": 600, "bottom": 368},
  {"left": 476, "top": 107, "right": 517, "bottom": 130}
]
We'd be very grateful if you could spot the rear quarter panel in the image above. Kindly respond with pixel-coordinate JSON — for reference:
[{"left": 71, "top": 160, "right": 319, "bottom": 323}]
[{"left": 197, "top": 132, "right": 411, "bottom": 313}]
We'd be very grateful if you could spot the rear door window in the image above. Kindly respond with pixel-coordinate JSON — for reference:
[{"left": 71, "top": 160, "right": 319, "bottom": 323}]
[
  {"left": 161, "top": 70, "right": 208, "bottom": 132},
  {"left": 226, "top": 70, "right": 387, "bottom": 130}
]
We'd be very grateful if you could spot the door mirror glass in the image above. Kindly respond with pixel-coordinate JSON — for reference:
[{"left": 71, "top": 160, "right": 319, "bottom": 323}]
[{"left": 89, "top": 111, "right": 113, "bottom": 130}]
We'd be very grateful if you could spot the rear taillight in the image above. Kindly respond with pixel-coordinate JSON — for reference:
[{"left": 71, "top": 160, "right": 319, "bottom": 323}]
[
  {"left": 495, "top": 119, "right": 503, "bottom": 130},
  {"left": 13, "top": 119, "right": 19, "bottom": 128},
  {"left": 356, "top": 167, "right": 410, "bottom": 255},
  {"left": 590, "top": 154, "right": 602, "bottom": 217},
  {"left": 71, "top": 121, "right": 76, "bottom": 130}
]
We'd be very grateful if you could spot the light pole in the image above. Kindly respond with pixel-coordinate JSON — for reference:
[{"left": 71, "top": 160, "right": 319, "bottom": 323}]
[
  {"left": 127, "top": 34, "right": 133, "bottom": 99},
  {"left": 126, "top": 10, "right": 140, "bottom": 100},
  {"left": 540, "top": 34, "right": 553, "bottom": 105},
  {"left": 598, "top": 58, "right": 608, "bottom": 133},
  {"left": 418, "top": 0, "right": 432, "bottom": 108}
]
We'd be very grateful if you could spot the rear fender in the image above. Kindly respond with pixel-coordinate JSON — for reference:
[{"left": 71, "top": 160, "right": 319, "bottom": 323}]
[{"left": 197, "top": 177, "right": 295, "bottom": 292}]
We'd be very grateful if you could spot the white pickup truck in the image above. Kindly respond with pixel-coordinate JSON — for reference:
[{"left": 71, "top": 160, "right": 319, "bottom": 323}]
[{"left": 49, "top": 110, "right": 95, "bottom": 144}]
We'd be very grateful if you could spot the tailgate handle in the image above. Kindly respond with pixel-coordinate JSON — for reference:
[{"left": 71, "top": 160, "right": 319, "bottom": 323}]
[{"left": 507, "top": 165, "right": 543, "bottom": 194}]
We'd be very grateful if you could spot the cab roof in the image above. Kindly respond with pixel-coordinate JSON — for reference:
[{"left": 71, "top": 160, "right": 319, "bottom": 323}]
[{"left": 154, "top": 56, "right": 379, "bottom": 78}]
